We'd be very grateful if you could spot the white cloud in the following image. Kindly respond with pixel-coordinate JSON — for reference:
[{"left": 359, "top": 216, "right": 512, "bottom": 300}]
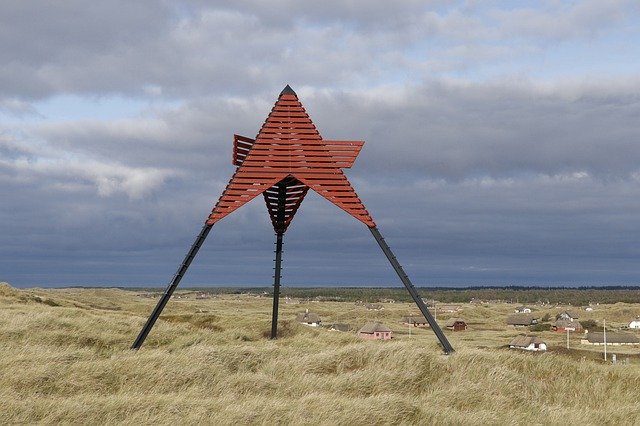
[
  {"left": 0, "top": 98, "right": 39, "bottom": 116},
  {"left": 0, "top": 132, "right": 178, "bottom": 199}
]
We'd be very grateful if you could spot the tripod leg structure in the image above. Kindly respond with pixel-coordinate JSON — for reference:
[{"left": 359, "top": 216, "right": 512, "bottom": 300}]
[
  {"left": 369, "top": 226, "right": 454, "bottom": 354},
  {"left": 131, "top": 223, "right": 214, "bottom": 350}
]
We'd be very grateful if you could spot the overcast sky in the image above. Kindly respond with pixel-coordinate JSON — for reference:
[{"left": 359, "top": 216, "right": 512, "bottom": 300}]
[{"left": 2, "top": 1, "right": 640, "bottom": 288}]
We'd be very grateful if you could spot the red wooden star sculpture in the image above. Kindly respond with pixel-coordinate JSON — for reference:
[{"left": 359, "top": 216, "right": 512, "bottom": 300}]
[
  {"left": 132, "top": 85, "right": 453, "bottom": 354},
  {"left": 207, "top": 85, "right": 373, "bottom": 232}
]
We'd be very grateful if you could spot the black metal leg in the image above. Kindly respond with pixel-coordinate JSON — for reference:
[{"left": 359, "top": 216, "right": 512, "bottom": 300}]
[
  {"left": 270, "top": 182, "right": 287, "bottom": 339},
  {"left": 271, "top": 231, "right": 284, "bottom": 339},
  {"left": 369, "top": 226, "right": 454, "bottom": 354},
  {"left": 131, "top": 223, "right": 213, "bottom": 350}
]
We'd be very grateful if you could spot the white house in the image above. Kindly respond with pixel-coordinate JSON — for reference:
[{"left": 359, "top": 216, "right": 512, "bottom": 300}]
[
  {"left": 509, "top": 335, "right": 547, "bottom": 352},
  {"left": 581, "top": 332, "right": 640, "bottom": 346},
  {"left": 558, "top": 311, "right": 579, "bottom": 322},
  {"left": 506, "top": 314, "right": 538, "bottom": 327},
  {"left": 629, "top": 318, "right": 640, "bottom": 329},
  {"left": 328, "top": 323, "right": 351, "bottom": 332},
  {"left": 296, "top": 309, "right": 321, "bottom": 327}
]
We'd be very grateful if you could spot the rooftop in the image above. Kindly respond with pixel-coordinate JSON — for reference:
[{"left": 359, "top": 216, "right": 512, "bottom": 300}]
[
  {"left": 509, "top": 335, "right": 545, "bottom": 347},
  {"left": 584, "top": 332, "right": 639, "bottom": 344},
  {"left": 359, "top": 322, "right": 392, "bottom": 334}
]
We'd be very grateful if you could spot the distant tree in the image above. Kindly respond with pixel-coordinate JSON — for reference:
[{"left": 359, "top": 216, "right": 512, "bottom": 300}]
[
  {"left": 541, "top": 313, "right": 551, "bottom": 322},
  {"left": 580, "top": 320, "right": 602, "bottom": 331},
  {"left": 529, "top": 323, "right": 549, "bottom": 332}
]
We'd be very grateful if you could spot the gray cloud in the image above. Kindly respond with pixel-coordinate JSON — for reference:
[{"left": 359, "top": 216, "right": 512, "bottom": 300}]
[
  {"left": 1, "top": 1, "right": 639, "bottom": 287},
  {"left": 2, "top": 1, "right": 635, "bottom": 100},
  {"left": 302, "top": 78, "right": 640, "bottom": 180},
  {"left": 4, "top": 76, "right": 640, "bottom": 286},
  {"left": 20, "top": 77, "right": 640, "bottom": 185},
  {"left": 491, "top": 0, "right": 633, "bottom": 41}
]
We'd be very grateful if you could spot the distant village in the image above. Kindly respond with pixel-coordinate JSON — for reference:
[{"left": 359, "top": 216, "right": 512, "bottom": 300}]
[
  {"left": 137, "top": 289, "right": 640, "bottom": 357},
  {"left": 293, "top": 303, "right": 640, "bottom": 351}
]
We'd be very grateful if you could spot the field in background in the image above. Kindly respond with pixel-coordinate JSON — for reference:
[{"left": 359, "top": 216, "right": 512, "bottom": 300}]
[{"left": 1, "top": 283, "right": 640, "bottom": 424}]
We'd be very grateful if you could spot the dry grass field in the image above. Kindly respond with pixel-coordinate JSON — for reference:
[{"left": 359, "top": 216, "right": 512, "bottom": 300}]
[{"left": 1, "top": 282, "right": 640, "bottom": 425}]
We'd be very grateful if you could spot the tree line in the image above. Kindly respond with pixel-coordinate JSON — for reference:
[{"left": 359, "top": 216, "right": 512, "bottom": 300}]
[{"left": 135, "top": 286, "right": 640, "bottom": 305}]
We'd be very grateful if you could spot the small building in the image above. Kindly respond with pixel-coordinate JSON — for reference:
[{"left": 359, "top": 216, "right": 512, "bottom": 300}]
[
  {"left": 551, "top": 319, "right": 583, "bottom": 333},
  {"left": 515, "top": 306, "right": 532, "bottom": 313},
  {"left": 581, "top": 332, "right": 640, "bottom": 346},
  {"left": 437, "top": 305, "right": 461, "bottom": 313},
  {"left": 509, "top": 335, "right": 547, "bottom": 351},
  {"left": 296, "top": 309, "right": 321, "bottom": 327},
  {"left": 558, "top": 311, "right": 579, "bottom": 322},
  {"left": 364, "top": 303, "right": 384, "bottom": 311},
  {"left": 445, "top": 318, "right": 467, "bottom": 331},
  {"left": 400, "top": 316, "right": 429, "bottom": 327},
  {"left": 328, "top": 323, "right": 352, "bottom": 332},
  {"left": 358, "top": 322, "right": 392, "bottom": 340},
  {"left": 422, "top": 299, "right": 438, "bottom": 308},
  {"left": 506, "top": 314, "right": 538, "bottom": 327},
  {"left": 583, "top": 306, "right": 594, "bottom": 312},
  {"left": 628, "top": 317, "right": 640, "bottom": 329}
]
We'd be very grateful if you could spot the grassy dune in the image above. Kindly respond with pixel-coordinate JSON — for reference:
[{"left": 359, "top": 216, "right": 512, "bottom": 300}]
[{"left": 1, "top": 283, "right": 640, "bottom": 425}]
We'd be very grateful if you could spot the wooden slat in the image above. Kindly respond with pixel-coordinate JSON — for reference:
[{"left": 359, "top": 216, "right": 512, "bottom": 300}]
[
  {"left": 233, "top": 134, "right": 256, "bottom": 166},
  {"left": 208, "top": 88, "right": 375, "bottom": 228}
]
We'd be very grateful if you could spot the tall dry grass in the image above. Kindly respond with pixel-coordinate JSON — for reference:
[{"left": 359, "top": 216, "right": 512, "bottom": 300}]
[{"left": 1, "top": 283, "right": 639, "bottom": 425}]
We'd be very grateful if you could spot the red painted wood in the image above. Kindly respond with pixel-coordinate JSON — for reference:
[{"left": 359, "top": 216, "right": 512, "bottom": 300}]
[{"left": 206, "top": 87, "right": 376, "bottom": 229}]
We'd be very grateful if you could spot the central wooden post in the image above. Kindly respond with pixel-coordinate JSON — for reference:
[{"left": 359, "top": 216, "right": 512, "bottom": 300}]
[{"left": 270, "top": 181, "right": 287, "bottom": 339}]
